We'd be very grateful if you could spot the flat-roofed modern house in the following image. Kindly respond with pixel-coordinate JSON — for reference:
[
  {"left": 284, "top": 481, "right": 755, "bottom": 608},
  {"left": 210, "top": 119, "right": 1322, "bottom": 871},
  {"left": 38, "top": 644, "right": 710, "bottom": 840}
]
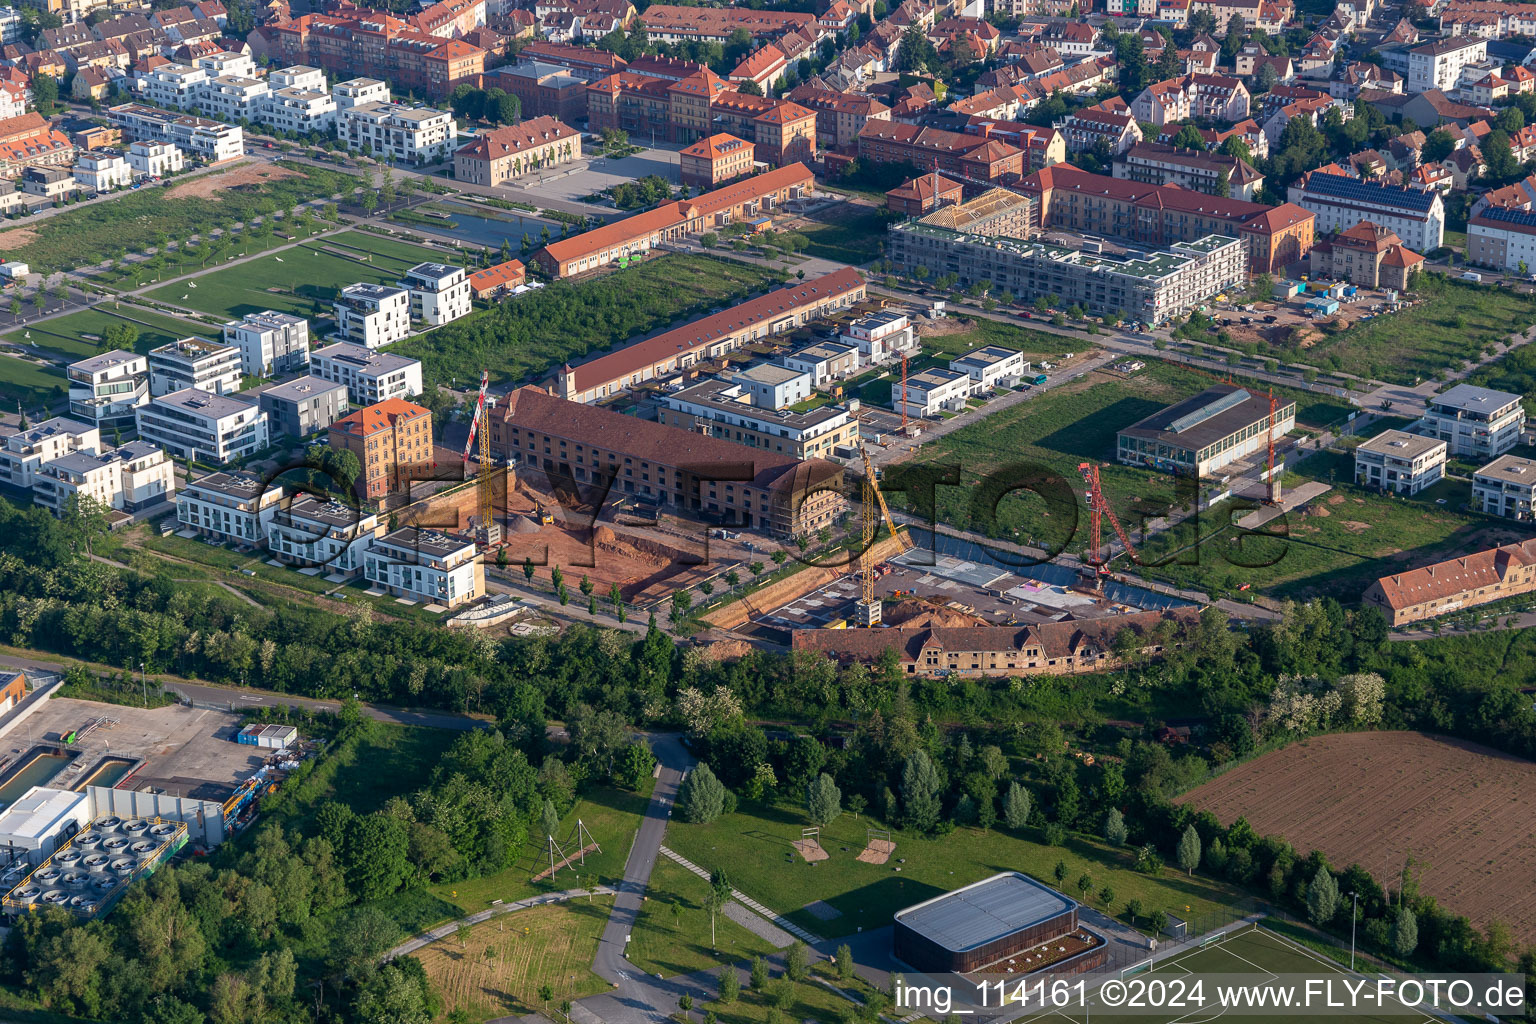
[
  {"left": 147, "top": 337, "right": 242, "bottom": 397},
  {"left": 363, "top": 526, "right": 483, "bottom": 608},
  {"left": 1419, "top": 383, "right": 1526, "bottom": 458},
  {"left": 31, "top": 440, "right": 175, "bottom": 515},
  {"left": 0, "top": 417, "right": 100, "bottom": 490},
  {"left": 334, "top": 283, "right": 412, "bottom": 349},
  {"left": 1117, "top": 383, "right": 1296, "bottom": 477},
  {"left": 265, "top": 493, "right": 381, "bottom": 572},
  {"left": 222, "top": 310, "right": 310, "bottom": 377},
  {"left": 894, "top": 367, "right": 972, "bottom": 419},
  {"left": 400, "top": 262, "right": 471, "bottom": 326},
  {"left": 310, "top": 343, "right": 423, "bottom": 405},
  {"left": 657, "top": 379, "right": 859, "bottom": 460},
  {"left": 136, "top": 389, "right": 270, "bottom": 464},
  {"left": 1473, "top": 454, "right": 1536, "bottom": 520},
  {"left": 949, "top": 345, "right": 1028, "bottom": 391},
  {"left": 1354, "top": 429, "right": 1446, "bottom": 495},
  {"left": 67, "top": 350, "right": 147, "bottom": 433},
  {"left": 254, "top": 375, "right": 349, "bottom": 437},
  {"left": 893, "top": 872, "right": 1106, "bottom": 973},
  {"left": 175, "top": 470, "right": 284, "bottom": 543}
]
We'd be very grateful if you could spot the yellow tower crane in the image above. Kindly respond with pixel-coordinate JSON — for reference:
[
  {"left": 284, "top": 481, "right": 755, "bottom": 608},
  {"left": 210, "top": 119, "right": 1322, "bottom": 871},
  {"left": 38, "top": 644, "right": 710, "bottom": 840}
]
[{"left": 854, "top": 445, "right": 909, "bottom": 627}]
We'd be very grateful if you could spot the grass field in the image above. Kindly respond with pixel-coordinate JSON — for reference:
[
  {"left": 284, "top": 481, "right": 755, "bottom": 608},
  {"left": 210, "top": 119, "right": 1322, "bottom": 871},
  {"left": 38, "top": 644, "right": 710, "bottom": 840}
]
[
  {"left": 427, "top": 782, "right": 654, "bottom": 917},
  {"left": 1005, "top": 924, "right": 1443, "bottom": 1024},
  {"left": 664, "top": 800, "right": 1251, "bottom": 940},
  {"left": 797, "top": 208, "right": 889, "bottom": 265},
  {"left": 626, "top": 855, "right": 779, "bottom": 978},
  {"left": 1136, "top": 449, "right": 1515, "bottom": 601},
  {"left": 144, "top": 230, "right": 449, "bottom": 321},
  {"left": 417, "top": 900, "right": 613, "bottom": 1022},
  {"left": 3, "top": 305, "right": 216, "bottom": 360},
  {"left": 1304, "top": 276, "right": 1536, "bottom": 385},
  {"left": 0, "top": 353, "right": 64, "bottom": 408}
]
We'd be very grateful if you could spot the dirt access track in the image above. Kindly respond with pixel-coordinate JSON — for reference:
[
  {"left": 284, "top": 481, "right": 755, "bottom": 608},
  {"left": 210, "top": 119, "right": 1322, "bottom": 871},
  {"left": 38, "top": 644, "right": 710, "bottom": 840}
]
[
  {"left": 165, "top": 161, "right": 299, "bottom": 201},
  {"left": 1179, "top": 731, "right": 1536, "bottom": 941}
]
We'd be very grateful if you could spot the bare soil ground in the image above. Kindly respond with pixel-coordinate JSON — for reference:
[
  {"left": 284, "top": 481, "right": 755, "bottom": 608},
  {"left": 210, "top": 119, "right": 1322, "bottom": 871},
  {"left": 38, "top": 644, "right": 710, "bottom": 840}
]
[
  {"left": 166, "top": 162, "right": 299, "bottom": 201},
  {"left": 0, "top": 225, "right": 40, "bottom": 252},
  {"left": 1179, "top": 731, "right": 1536, "bottom": 941}
]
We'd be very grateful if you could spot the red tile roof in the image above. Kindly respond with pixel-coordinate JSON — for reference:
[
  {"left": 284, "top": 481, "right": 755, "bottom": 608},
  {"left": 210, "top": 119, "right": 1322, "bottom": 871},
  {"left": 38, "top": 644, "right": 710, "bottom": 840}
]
[
  {"left": 1370, "top": 539, "right": 1536, "bottom": 611},
  {"left": 330, "top": 397, "right": 430, "bottom": 439},
  {"left": 455, "top": 115, "right": 579, "bottom": 160},
  {"left": 468, "top": 259, "right": 526, "bottom": 292}
]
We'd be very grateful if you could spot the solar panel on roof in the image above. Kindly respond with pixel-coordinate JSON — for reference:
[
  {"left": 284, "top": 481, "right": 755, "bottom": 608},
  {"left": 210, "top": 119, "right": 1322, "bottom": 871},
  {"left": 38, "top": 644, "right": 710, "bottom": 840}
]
[
  {"left": 1478, "top": 205, "right": 1536, "bottom": 229},
  {"left": 1303, "top": 172, "right": 1436, "bottom": 212}
]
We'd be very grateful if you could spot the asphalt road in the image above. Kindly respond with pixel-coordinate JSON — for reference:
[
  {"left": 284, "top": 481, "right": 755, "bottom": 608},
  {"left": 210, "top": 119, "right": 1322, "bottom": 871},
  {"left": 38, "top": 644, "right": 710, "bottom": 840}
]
[{"left": 0, "top": 652, "right": 488, "bottom": 732}]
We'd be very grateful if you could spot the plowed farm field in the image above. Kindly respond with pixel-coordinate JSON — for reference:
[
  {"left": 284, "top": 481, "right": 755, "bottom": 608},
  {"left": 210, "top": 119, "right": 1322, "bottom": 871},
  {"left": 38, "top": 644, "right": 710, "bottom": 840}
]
[{"left": 1179, "top": 731, "right": 1536, "bottom": 940}]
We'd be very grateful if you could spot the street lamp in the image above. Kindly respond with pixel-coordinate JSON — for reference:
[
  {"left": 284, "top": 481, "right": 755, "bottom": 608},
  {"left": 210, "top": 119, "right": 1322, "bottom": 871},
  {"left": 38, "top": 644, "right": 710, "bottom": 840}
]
[
  {"left": 139, "top": 662, "right": 146, "bottom": 708},
  {"left": 1349, "top": 890, "right": 1359, "bottom": 971}
]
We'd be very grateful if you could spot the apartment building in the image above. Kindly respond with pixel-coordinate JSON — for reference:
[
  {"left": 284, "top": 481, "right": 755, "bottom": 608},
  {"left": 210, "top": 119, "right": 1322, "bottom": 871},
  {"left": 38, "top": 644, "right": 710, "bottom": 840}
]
[
  {"left": 1473, "top": 455, "right": 1536, "bottom": 519},
  {"left": 339, "top": 102, "right": 456, "bottom": 164},
  {"left": 657, "top": 378, "right": 858, "bottom": 460},
  {"left": 1113, "top": 142, "right": 1264, "bottom": 200},
  {"left": 175, "top": 470, "right": 284, "bottom": 544},
  {"left": 489, "top": 385, "right": 845, "bottom": 537},
  {"left": 200, "top": 75, "right": 271, "bottom": 122},
  {"left": 23, "top": 167, "right": 77, "bottom": 201},
  {"left": 780, "top": 341, "right": 859, "bottom": 387},
  {"left": 67, "top": 350, "right": 147, "bottom": 432},
  {"left": 255, "top": 375, "right": 349, "bottom": 437},
  {"left": 841, "top": 310, "right": 916, "bottom": 364},
  {"left": 1420, "top": 383, "right": 1526, "bottom": 458},
  {"left": 784, "top": 86, "right": 891, "bottom": 149},
  {"left": 125, "top": 141, "right": 183, "bottom": 177},
  {"left": 481, "top": 63, "right": 589, "bottom": 123},
  {"left": 1055, "top": 102, "right": 1144, "bottom": 156},
  {"left": 0, "top": 417, "right": 100, "bottom": 490},
  {"left": 1365, "top": 538, "right": 1536, "bottom": 626},
  {"left": 31, "top": 440, "right": 175, "bottom": 515},
  {"left": 249, "top": 13, "right": 486, "bottom": 99},
  {"left": 334, "top": 283, "right": 412, "bottom": 349},
  {"left": 1353, "top": 429, "right": 1446, "bottom": 495},
  {"left": 535, "top": 163, "right": 814, "bottom": 278},
  {"left": 950, "top": 345, "right": 1028, "bottom": 390},
  {"left": 263, "top": 82, "right": 338, "bottom": 135},
  {"left": 554, "top": 268, "right": 865, "bottom": 402},
  {"left": 1131, "top": 73, "right": 1250, "bottom": 125},
  {"left": 265, "top": 494, "right": 381, "bottom": 572},
  {"left": 326, "top": 397, "right": 434, "bottom": 499},
  {"left": 401, "top": 263, "right": 472, "bottom": 326},
  {"left": 1468, "top": 206, "right": 1536, "bottom": 272},
  {"left": 452, "top": 115, "right": 581, "bottom": 185},
  {"left": 147, "top": 337, "right": 242, "bottom": 397},
  {"left": 1407, "top": 36, "right": 1485, "bottom": 94},
  {"left": 1020, "top": 164, "right": 1314, "bottom": 274},
  {"left": 636, "top": 4, "right": 816, "bottom": 44},
  {"left": 332, "top": 78, "right": 390, "bottom": 110},
  {"left": 310, "top": 343, "right": 423, "bottom": 404},
  {"left": 857, "top": 121, "right": 1024, "bottom": 185},
  {"left": 72, "top": 150, "right": 132, "bottom": 192},
  {"left": 1118, "top": 384, "right": 1297, "bottom": 476},
  {"left": 731, "top": 363, "right": 811, "bottom": 410},
  {"left": 1307, "top": 220, "right": 1425, "bottom": 290},
  {"left": 894, "top": 367, "right": 971, "bottom": 418},
  {"left": 678, "top": 132, "right": 754, "bottom": 188},
  {"left": 136, "top": 389, "right": 270, "bottom": 464},
  {"left": 1288, "top": 171, "right": 1444, "bottom": 253},
  {"left": 889, "top": 223, "right": 1247, "bottom": 326},
  {"left": 364, "top": 526, "right": 482, "bottom": 607},
  {"left": 139, "top": 62, "right": 207, "bottom": 108},
  {"left": 108, "top": 104, "right": 244, "bottom": 162},
  {"left": 222, "top": 310, "right": 310, "bottom": 377}
]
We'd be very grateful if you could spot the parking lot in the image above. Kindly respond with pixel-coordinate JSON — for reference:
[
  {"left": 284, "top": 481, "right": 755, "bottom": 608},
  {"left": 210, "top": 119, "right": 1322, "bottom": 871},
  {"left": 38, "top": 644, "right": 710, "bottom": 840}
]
[{"left": 498, "top": 144, "right": 683, "bottom": 204}]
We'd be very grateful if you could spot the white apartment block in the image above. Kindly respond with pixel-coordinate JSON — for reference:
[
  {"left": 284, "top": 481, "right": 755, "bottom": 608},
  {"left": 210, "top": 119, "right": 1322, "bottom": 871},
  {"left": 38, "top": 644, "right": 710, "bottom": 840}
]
[
  {"left": 894, "top": 367, "right": 972, "bottom": 419},
  {"left": 265, "top": 494, "right": 382, "bottom": 573},
  {"left": 67, "top": 350, "right": 148, "bottom": 432},
  {"left": 310, "top": 342, "right": 423, "bottom": 404},
  {"left": 31, "top": 441, "right": 175, "bottom": 515},
  {"left": 332, "top": 78, "right": 390, "bottom": 110},
  {"left": 138, "top": 63, "right": 207, "bottom": 109},
  {"left": 73, "top": 150, "right": 132, "bottom": 193},
  {"left": 841, "top": 310, "right": 918, "bottom": 365},
  {"left": 262, "top": 87, "right": 337, "bottom": 135},
  {"left": 108, "top": 104, "right": 245, "bottom": 163},
  {"left": 176, "top": 470, "right": 283, "bottom": 543},
  {"left": 0, "top": 7, "right": 21, "bottom": 44},
  {"left": 1473, "top": 455, "right": 1536, "bottom": 520},
  {"left": 148, "top": 337, "right": 243, "bottom": 397},
  {"left": 200, "top": 75, "right": 271, "bottom": 123},
  {"left": 194, "top": 50, "right": 258, "bottom": 79},
  {"left": 401, "top": 262, "right": 471, "bottom": 325},
  {"left": 223, "top": 310, "right": 310, "bottom": 377},
  {"left": 950, "top": 345, "right": 1028, "bottom": 391},
  {"left": 1407, "top": 37, "right": 1486, "bottom": 95},
  {"left": 1353, "top": 429, "right": 1446, "bottom": 496},
  {"left": 339, "top": 103, "right": 457, "bottom": 164},
  {"left": 334, "top": 283, "right": 412, "bottom": 348},
  {"left": 136, "top": 388, "right": 270, "bottom": 464},
  {"left": 363, "top": 526, "right": 483, "bottom": 608},
  {"left": 0, "top": 417, "right": 100, "bottom": 490},
  {"left": 1287, "top": 171, "right": 1445, "bottom": 254},
  {"left": 1420, "top": 384, "right": 1527, "bottom": 459},
  {"left": 126, "top": 141, "right": 184, "bottom": 178},
  {"left": 271, "top": 66, "right": 326, "bottom": 92}
]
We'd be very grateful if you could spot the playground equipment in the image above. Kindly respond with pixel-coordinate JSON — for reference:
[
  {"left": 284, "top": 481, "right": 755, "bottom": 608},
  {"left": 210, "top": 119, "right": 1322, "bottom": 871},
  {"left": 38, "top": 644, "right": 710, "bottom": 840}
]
[
  {"left": 534, "top": 818, "right": 601, "bottom": 882},
  {"left": 792, "top": 826, "right": 827, "bottom": 862},
  {"left": 857, "top": 827, "right": 896, "bottom": 865}
]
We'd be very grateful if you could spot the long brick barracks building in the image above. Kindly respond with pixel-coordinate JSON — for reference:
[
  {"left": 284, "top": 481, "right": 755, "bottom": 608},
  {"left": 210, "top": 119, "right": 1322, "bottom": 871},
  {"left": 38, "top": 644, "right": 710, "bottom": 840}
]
[
  {"left": 489, "top": 385, "right": 845, "bottom": 537},
  {"left": 534, "top": 163, "right": 815, "bottom": 278},
  {"left": 1020, "top": 164, "right": 1315, "bottom": 274},
  {"left": 251, "top": 12, "right": 485, "bottom": 97}
]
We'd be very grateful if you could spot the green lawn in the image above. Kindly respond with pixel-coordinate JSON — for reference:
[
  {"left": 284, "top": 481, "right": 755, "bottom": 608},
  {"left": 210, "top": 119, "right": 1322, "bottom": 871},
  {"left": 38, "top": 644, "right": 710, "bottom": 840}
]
[
  {"left": 0, "top": 162, "right": 361, "bottom": 275},
  {"left": 1135, "top": 449, "right": 1513, "bottom": 601},
  {"left": 428, "top": 782, "right": 655, "bottom": 918},
  {"left": 1302, "top": 275, "right": 1536, "bottom": 384},
  {"left": 3, "top": 305, "right": 216, "bottom": 360},
  {"left": 626, "top": 855, "right": 779, "bottom": 978},
  {"left": 797, "top": 208, "right": 890, "bottom": 265},
  {"left": 665, "top": 801, "right": 1253, "bottom": 941},
  {"left": 921, "top": 315, "right": 1085, "bottom": 360},
  {"left": 0, "top": 353, "right": 64, "bottom": 408},
  {"left": 144, "top": 230, "right": 448, "bottom": 321}
]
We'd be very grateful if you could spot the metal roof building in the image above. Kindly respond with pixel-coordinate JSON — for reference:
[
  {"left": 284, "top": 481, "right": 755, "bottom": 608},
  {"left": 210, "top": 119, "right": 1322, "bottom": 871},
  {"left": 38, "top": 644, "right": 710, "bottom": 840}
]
[
  {"left": 893, "top": 872, "right": 1098, "bottom": 973},
  {"left": 1117, "top": 383, "right": 1296, "bottom": 477}
]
